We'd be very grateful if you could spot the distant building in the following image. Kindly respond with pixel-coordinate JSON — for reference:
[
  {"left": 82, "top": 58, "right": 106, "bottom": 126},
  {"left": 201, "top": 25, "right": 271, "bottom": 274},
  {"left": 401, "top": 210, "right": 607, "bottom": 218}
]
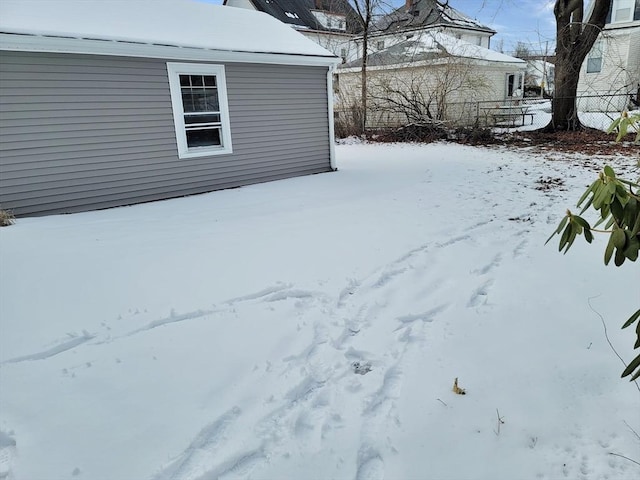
[
  {"left": 337, "top": 31, "right": 526, "bottom": 128},
  {"left": 224, "top": 0, "right": 363, "bottom": 62},
  {"left": 524, "top": 60, "right": 555, "bottom": 97},
  {"left": 367, "top": 0, "right": 496, "bottom": 55}
]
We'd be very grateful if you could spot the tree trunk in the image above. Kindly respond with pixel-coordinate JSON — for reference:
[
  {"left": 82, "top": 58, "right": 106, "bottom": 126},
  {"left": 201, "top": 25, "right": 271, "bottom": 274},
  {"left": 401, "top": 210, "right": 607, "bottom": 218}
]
[
  {"left": 361, "top": 26, "right": 368, "bottom": 133},
  {"left": 546, "top": 0, "right": 612, "bottom": 131},
  {"left": 351, "top": 0, "right": 374, "bottom": 135},
  {"left": 552, "top": 50, "right": 584, "bottom": 130}
]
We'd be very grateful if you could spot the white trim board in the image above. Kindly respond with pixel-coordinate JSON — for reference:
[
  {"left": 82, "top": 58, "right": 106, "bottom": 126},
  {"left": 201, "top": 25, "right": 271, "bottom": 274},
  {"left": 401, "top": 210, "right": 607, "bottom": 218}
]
[{"left": 0, "top": 33, "right": 342, "bottom": 68}]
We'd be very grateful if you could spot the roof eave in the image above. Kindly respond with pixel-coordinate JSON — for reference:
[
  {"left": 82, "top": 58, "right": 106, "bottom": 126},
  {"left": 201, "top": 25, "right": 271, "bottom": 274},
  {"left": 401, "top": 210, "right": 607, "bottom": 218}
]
[{"left": 0, "top": 31, "right": 341, "bottom": 67}]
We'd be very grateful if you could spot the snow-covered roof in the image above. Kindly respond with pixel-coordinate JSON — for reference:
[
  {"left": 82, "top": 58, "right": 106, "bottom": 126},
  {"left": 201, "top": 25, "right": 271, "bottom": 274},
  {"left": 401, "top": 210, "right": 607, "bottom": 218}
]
[
  {"left": 342, "top": 31, "right": 524, "bottom": 69},
  {"left": 0, "top": 0, "right": 338, "bottom": 61},
  {"left": 428, "top": 32, "right": 525, "bottom": 63},
  {"left": 378, "top": 0, "right": 496, "bottom": 35},
  {"left": 229, "top": 0, "right": 363, "bottom": 34}
]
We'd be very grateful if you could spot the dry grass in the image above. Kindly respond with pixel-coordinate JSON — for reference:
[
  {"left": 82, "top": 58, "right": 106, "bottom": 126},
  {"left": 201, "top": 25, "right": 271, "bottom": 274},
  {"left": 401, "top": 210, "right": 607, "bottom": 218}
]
[
  {"left": 501, "top": 128, "right": 639, "bottom": 155},
  {"left": 0, "top": 208, "right": 15, "bottom": 227}
]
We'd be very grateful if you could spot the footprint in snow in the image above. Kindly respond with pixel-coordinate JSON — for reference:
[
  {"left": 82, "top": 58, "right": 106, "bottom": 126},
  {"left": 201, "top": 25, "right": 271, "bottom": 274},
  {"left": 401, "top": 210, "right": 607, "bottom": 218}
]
[{"left": 0, "top": 430, "right": 16, "bottom": 480}]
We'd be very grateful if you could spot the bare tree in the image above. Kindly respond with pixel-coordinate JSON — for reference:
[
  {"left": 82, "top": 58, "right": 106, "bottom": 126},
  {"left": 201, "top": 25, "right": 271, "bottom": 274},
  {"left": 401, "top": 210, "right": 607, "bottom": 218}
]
[
  {"left": 514, "top": 41, "right": 532, "bottom": 59},
  {"left": 368, "top": 53, "right": 491, "bottom": 126},
  {"left": 349, "top": 0, "right": 377, "bottom": 133},
  {"left": 548, "top": 0, "right": 612, "bottom": 131}
]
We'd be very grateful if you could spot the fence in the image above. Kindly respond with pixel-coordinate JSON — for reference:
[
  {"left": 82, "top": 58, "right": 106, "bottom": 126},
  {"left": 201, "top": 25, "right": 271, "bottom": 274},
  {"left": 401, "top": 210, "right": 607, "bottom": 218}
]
[{"left": 335, "top": 93, "right": 637, "bottom": 135}]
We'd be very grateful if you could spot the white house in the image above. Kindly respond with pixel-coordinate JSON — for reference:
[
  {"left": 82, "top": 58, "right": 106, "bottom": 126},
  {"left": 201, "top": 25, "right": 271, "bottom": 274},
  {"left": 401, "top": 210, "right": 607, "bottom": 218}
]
[
  {"left": 336, "top": 31, "right": 525, "bottom": 128},
  {"left": 577, "top": 0, "right": 640, "bottom": 111},
  {"left": 525, "top": 59, "right": 555, "bottom": 96},
  {"left": 362, "top": 0, "right": 496, "bottom": 57}
]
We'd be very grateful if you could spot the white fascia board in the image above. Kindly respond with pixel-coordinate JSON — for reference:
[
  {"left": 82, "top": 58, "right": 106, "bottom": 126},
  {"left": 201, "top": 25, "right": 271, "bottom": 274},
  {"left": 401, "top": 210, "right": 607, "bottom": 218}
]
[{"left": 0, "top": 33, "right": 342, "bottom": 68}]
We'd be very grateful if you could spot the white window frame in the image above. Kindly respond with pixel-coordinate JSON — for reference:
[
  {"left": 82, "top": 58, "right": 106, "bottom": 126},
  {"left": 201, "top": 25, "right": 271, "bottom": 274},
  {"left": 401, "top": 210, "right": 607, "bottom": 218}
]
[
  {"left": 167, "top": 62, "right": 232, "bottom": 158},
  {"left": 611, "top": 0, "right": 634, "bottom": 22},
  {"left": 586, "top": 40, "right": 604, "bottom": 73}
]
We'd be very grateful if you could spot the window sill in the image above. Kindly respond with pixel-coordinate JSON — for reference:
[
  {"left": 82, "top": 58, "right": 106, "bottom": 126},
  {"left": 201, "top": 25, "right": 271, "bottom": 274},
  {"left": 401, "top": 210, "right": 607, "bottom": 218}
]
[{"left": 178, "top": 146, "right": 233, "bottom": 159}]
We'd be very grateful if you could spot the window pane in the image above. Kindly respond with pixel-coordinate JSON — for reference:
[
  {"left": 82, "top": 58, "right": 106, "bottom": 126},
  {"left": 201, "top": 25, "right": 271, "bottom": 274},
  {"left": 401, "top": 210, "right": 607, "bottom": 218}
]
[
  {"left": 186, "top": 128, "right": 221, "bottom": 148},
  {"left": 181, "top": 87, "right": 220, "bottom": 113},
  {"left": 615, "top": 8, "right": 631, "bottom": 21},
  {"left": 587, "top": 41, "right": 603, "bottom": 73},
  {"left": 179, "top": 75, "right": 190, "bottom": 87},
  {"left": 184, "top": 114, "right": 221, "bottom": 124},
  {"left": 204, "top": 76, "right": 216, "bottom": 87},
  {"left": 192, "top": 89, "right": 208, "bottom": 111},
  {"left": 205, "top": 90, "right": 219, "bottom": 111},
  {"left": 181, "top": 91, "right": 194, "bottom": 112},
  {"left": 587, "top": 57, "right": 602, "bottom": 73},
  {"left": 613, "top": 0, "right": 634, "bottom": 21},
  {"left": 191, "top": 75, "right": 204, "bottom": 87}
]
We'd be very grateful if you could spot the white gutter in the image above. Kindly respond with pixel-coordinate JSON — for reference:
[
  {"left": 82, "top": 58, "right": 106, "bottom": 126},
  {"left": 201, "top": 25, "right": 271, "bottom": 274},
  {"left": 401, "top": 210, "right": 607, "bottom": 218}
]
[{"left": 0, "top": 33, "right": 342, "bottom": 68}]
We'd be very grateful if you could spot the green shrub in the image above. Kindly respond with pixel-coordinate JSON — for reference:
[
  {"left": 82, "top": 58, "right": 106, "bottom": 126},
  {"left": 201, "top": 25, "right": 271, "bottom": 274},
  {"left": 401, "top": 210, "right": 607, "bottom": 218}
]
[{"left": 547, "top": 123, "right": 640, "bottom": 381}]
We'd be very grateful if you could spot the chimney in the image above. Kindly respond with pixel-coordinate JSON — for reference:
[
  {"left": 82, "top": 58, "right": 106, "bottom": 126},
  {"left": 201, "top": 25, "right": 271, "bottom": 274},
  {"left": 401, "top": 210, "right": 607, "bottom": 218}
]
[{"left": 405, "top": 0, "right": 412, "bottom": 11}]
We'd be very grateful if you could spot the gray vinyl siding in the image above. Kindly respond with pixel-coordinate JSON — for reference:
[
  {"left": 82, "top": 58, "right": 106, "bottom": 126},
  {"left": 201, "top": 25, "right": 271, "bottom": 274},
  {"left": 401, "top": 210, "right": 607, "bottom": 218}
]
[{"left": 0, "top": 51, "right": 332, "bottom": 216}]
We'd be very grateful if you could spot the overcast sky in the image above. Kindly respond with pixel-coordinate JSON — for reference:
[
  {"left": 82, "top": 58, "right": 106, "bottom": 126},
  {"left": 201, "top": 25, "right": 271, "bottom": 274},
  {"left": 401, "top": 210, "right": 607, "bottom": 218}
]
[{"left": 199, "top": 0, "right": 557, "bottom": 54}]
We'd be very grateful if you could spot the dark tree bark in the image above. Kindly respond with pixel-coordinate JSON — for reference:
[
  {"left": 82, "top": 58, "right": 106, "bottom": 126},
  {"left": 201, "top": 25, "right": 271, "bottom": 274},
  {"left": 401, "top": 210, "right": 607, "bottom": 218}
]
[{"left": 548, "top": 0, "right": 611, "bottom": 131}]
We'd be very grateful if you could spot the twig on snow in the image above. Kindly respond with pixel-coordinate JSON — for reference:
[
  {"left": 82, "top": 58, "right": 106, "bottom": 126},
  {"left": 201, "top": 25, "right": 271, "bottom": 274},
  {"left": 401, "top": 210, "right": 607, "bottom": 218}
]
[
  {"left": 609, "top": 453, "right": 640, "bottom": 467},
  {"left": 587, "top": 296, "right": 640, "bottom": 394},
  {"left": 493, "top": 408, "right": 505, "bottom": 436},
  {"left": 623, "top": 420, "right": 640, "bottom": 442}
]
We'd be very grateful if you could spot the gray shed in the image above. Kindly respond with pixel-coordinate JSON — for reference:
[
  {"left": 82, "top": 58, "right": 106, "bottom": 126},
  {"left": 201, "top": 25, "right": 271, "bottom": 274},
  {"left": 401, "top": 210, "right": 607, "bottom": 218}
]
[{"left": 0, "top": 0, "right": 340, "bottom": 216}]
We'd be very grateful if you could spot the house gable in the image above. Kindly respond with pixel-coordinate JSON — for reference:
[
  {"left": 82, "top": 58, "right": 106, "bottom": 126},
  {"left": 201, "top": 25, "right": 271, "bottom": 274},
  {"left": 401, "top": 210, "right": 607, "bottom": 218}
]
[{"left": 378, "top": 0, "right": 496, "bottom": 36}]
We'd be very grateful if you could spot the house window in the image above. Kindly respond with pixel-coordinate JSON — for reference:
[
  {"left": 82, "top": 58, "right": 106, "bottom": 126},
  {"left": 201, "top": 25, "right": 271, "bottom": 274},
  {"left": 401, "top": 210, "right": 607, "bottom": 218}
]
[
  {"left": 167, "top": 63, "right": 232, "bottom": 158},
  {"left": 610, "top": 0, "right": 635, "bottom": 22},
  {"left": 607, "top": 0, "right": 640, "bottom": 22},
  {"left": 505, "top": 72, "right": 524, "bottom": 98},
  {"left": 586, "top": 40, "right": 603, "bottom": 73},
  {"left": 377, "top": 40, "right": 385, "bottom": 50}
]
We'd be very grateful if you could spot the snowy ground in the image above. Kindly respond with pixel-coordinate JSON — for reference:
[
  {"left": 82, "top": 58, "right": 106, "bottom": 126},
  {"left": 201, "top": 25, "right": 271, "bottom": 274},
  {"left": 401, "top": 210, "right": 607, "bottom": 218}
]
[
  {"left": 0, "top": 142, "right": 638, "bottom": 480},
  {"left": 495, "top": 102, "right": 638, "bottom": 133}
]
